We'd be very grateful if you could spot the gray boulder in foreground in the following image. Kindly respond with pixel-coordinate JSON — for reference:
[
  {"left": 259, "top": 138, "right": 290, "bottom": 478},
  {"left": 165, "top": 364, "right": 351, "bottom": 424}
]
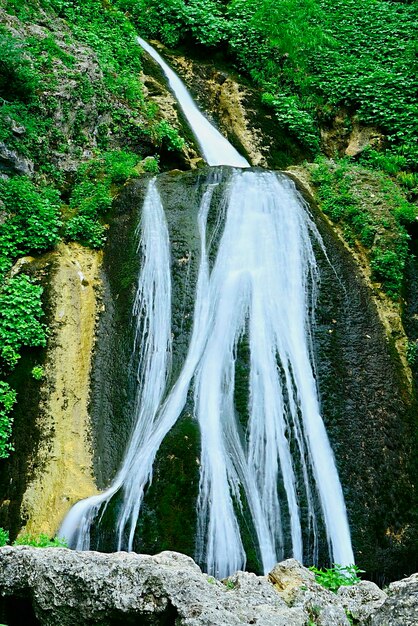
[
  {"left": 369, "top": 573, "right": 418, "bottom": 626},
  {"left": 0, "top": 547, "right": 414, "bottom": 626}
]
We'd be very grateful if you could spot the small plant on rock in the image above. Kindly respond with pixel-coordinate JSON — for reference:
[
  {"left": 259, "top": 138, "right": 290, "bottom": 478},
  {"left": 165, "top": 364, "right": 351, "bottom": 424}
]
[
  {"left": 13, "top": 533, "right": 67, "bottom": 548},
  {"left": 31, "top": 365, "right": 44, "bottom": 380},
  {"left": 309, "top": 564, "right": 364, "bottom": 593},
  {"left": 0, "top": 527, "right": 9, "bottom": 547}
]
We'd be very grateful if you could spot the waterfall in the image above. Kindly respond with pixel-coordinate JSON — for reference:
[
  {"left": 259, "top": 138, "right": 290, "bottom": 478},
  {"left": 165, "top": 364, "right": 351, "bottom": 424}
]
[
  {"left": 60, "top": 39, "right": 354, "bottom": 575},
  {"left": 59, "top": 178, "right": 172, "bottom": 548},
  {"left": 137, "top": 37, "right": 249, "bottom": 168},
  {"left": 194, "top": 171, "right": 354, "bottom": 576}
]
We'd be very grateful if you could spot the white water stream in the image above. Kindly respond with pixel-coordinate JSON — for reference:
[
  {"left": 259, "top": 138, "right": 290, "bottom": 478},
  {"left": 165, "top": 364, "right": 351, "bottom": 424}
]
[
  {"left": 60, "top": 39, "right": 354, "bottom": 575},
  {"left": 137, "top": 37, "right": 249, "bottom": 168}
]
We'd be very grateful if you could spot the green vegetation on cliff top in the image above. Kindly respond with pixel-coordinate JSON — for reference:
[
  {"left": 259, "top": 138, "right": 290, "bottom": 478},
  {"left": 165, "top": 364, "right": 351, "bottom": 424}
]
[{"left": 124, "top": 0, "right": 418, "bottom": 162}]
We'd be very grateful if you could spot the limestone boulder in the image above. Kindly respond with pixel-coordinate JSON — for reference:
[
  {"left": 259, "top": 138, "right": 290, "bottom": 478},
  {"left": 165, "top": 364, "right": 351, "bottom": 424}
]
[
  {"left": 1, "top": 547, "right": 416, "bottom": 626},
  {"left": 0, "top": 548, "right": 305, "bottom": 626},
  {"left": 369, "top": 573, "right": 418, "bottom": 626},
  {"left": 337, "top": 580, "right": 387, "bottom": 622}
]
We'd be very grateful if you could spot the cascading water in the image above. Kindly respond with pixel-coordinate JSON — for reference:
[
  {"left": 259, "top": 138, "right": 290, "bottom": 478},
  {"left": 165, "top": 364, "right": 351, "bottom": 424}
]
[
  {"left": 60, "top": 40, "right": 354, "bottom": 576},
  {"left": 137, "top": 37, "right": 249, "bottom": 169}
]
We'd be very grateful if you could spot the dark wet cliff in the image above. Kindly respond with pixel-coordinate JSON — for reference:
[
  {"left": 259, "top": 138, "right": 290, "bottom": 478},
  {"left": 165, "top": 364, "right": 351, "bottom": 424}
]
[{"left": 86, "top": 167, "right": 417, "bottom": 583}]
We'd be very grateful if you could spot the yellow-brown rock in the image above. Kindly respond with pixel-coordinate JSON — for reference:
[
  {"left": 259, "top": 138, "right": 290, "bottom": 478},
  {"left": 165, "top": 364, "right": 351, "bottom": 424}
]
[{"left": 19, "top": 243, "right": 102, "bottom": 536}]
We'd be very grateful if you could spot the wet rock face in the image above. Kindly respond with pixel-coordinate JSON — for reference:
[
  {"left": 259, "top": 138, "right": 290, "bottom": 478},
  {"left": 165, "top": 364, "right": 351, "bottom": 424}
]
[
  {"left": 0, "top": 244, "right": 102, "bottom": 539},
  {"left": 311, "top": 204, "right": 417, "bottom": 582},
  {"left": 89, "top": 171, "right": 212, "bottom": 555},
  {"left": 0, "top": 548, "right": 415, "bottom": 626}
]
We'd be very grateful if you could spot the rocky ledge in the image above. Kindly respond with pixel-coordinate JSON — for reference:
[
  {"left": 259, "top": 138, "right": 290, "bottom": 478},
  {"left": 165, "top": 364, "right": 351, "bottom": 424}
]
[{"left": 0, "top": 547, "right": 416, "bottom": 626}]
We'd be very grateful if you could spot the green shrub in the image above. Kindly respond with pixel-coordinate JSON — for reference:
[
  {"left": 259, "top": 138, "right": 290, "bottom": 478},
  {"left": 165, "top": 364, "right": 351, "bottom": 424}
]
[
  {"left": 70, "top": 181, "right": 112, "bottom": 217},
  {"left": 142, "top": 156, "right": 160, "bottom": 173},
  {"left": 31, "top": 365, "right": 44, "bottom": 380},
  {"left": 370, "top": 249, "right": 405, "bottom": 298},
  {"left": 396, "top": 172, "right": 418, "bottom": 193},
  {"left": 360, "top": 149, "right": 408, "bottom": 176},
  {"left": 0, "top": 275, "right": 47, "bottom": 364},
  {"left": 152, "top": 120, "right": 186, "bottom": 152},
  {"left": 406, "top": 341, "right": 418, "bottom": 366},
  {"left": 64, "top": 149, "right": 142, "bottom": 248},
  {"left": 0, "top": 177, "right": 61, "bottom": 265},
  {"left": 101, "top": 149, "right": 141, "bottom": 184},
  {"left": 0, "top": 527, "right": 10, "bottom": 547},
  {"left": 0, "top": 381, "right": 16, "bottom": 459},
  {"left": 0, "top": 30, "right": 39, "bottom": 101},
  {"left": 0, "top": 527, "right": 67, "bottom": 548},
  {"left": 262, "top": 92, "right": 319, "bottom": 155},
  {"left": 1, "top": 345, "right": 20, "bottom": 368},
  {"left": 13, "top": 533, "right": 67, "bottom": 548},
  {"left": 310, "top": 158, "right": 414, "bottom": 298},
  {"left": 310, "top": 564, "right": 364, "bottom": 593},
  {"left": 64, "top": 215, "right": 106, "bottom": 248}
]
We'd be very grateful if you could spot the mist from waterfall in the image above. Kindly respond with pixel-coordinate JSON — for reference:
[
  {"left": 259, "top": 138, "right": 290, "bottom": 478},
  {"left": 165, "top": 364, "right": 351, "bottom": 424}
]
[{"left": 60, "top": 39, "right": 354, "bottom": 577}]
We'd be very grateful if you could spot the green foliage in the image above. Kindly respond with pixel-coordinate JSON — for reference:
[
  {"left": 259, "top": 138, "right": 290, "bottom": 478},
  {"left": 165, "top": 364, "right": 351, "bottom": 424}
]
[
  {"left": 310, "top": 158, "right": 416, "bottom": 298},
  {"left": 100, "top": 150, "right": 141, "bottom": 184},
  {"left": 69, "top": 181, "right": 113, "bottom": 217},
  {"left": 0, "top": 527, "right": 10, "bottom": 547},
  {"left": 0, "top": 274, "right": 47, "bottom": 363},
  {"left": 360, "top": 149, "right": 408, "bottom": 176},
  {"left": 31, "top": 365, "right": 44, "bottom": 380},
  {"left": 370, "top": 249, "right": 405, "bottom": 297},
  {"left": 0, "top": 272, "right": 45, "bottom": 454},
  {"left": 64, "top": 149, "right": 141, "bottom": 247},
  {"left": 0, "top": 381, "right": 16, "bottom": 459},
  {"left": 38, "top": 0, "right": 145, "bottom": 106},
  {"left": 151, "top": 120, "right": 186, "bottom": 152},
  {"left": 345, "top": 610, "right": 355, "bottom": 626},
  {"left": 141, "top": 156, "right": 160, "bottom": 173},
  {"left": 13, "top": 533, "right": 67, "bottom": 548},
  {"left": 64, "top": 215, "right": 106, "bottom": 248},
  {"left": 0, "top": 29, "right": 39, "bottom": 101},
  {"left": 0, "top": 526, "right": 66, "bottom": 547},
  {"left": 0, "top": 177, "right": 61, "bottom": 274},
  {"left": 262, "top": 92, "right": 319, "bottom": 154},
  {"left": 224, "top": 579, "right": 235, "bottom": 589},
  {"left": 310, "top": 563, "right": 364, "bottom": 593},
  {"left": 406, "top": 341, "right": 418, "bottom": 366},
  {"left": 129, "top": 0, "right": 418, "bottom": 167},
  {"left": 119, "top": 0, "right": 227, "bottom": 47},
  {"left": 0, "top": 0, "right": 168, "bottom": 179},
  {"left": 0, "top": 1, "right": 184, "bottom": 463}
]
